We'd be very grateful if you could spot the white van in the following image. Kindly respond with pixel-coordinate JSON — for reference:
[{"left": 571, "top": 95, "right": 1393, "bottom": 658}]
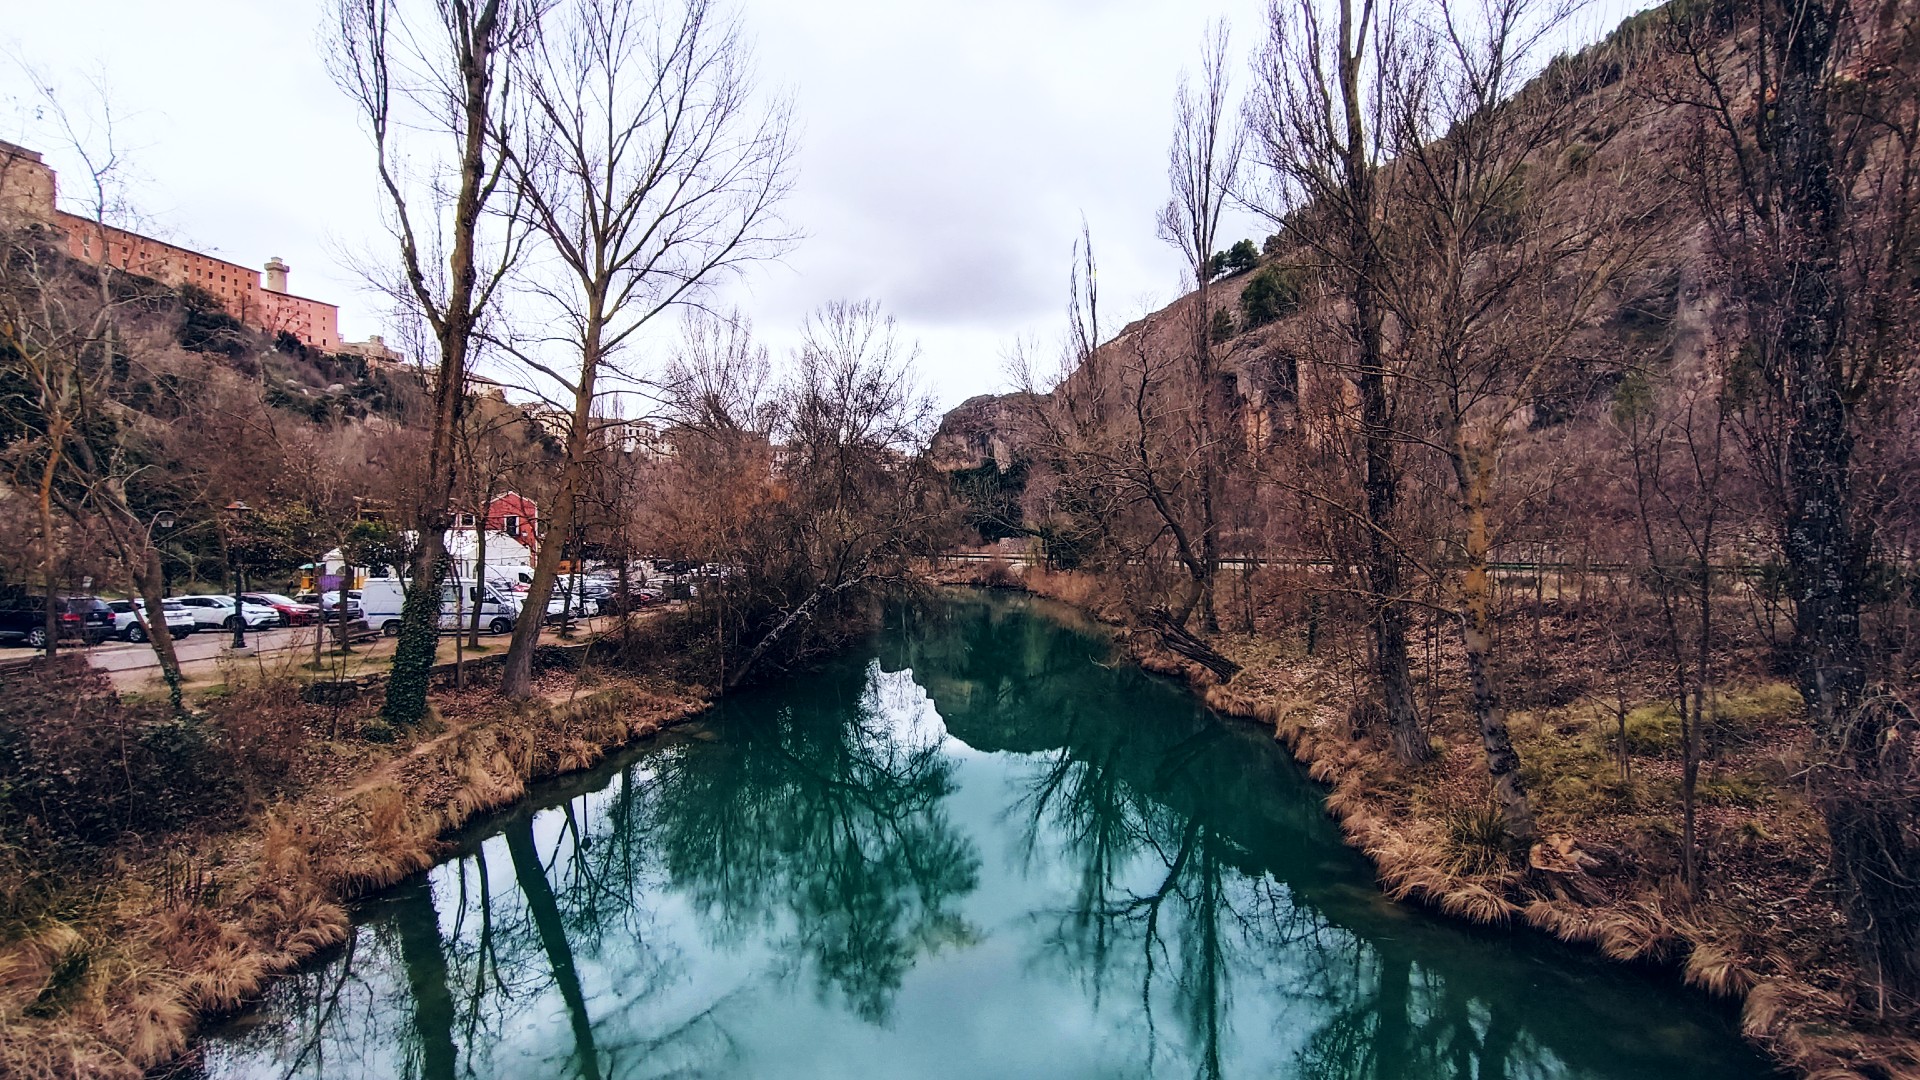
[
  {"left": 489, "top": 565, "right": 537, "bottom": 594},
  {"left": 360, "top": 577, "right": 523, "bottom": 637}
]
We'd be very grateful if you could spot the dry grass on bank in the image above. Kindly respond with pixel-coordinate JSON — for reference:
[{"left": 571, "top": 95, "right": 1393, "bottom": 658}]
[
  {"left": 934, "top": 558, "right": 1919, "bottom": 1080},
  {"left": 0, "top": 652, "right": 707, "bottom": 1080}
]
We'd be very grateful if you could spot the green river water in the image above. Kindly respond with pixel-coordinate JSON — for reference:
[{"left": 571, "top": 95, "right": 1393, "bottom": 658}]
[{"left": 196, "top": 592, "right": 1776, "bottom": 1079}]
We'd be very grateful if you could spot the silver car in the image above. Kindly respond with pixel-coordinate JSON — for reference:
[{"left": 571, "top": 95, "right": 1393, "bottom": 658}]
[{"left": 173, "top": 595, "right": 281, "bottom": 630}]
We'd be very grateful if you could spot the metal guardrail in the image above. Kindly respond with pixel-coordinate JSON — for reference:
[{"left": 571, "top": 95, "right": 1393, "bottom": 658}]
[{"left": 932, "top": 551, "right": 1787, "bottom": 577}]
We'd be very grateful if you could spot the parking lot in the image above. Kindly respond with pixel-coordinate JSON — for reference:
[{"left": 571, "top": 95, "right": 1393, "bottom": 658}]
[{"left": 33, "top": 610, "right": 635, "bottom": 693}]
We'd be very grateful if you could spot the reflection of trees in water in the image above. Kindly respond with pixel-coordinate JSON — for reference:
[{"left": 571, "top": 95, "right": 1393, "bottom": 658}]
[
  {"left": 909, "top": 591, "right": 1570, "bottom": 1080},
  {"left": 1287, "top": 939, "right": 1560, "bottom": 1080},
  {"left": 204, "top": 654, "right": 982, "bottom": 1076},
  {"left": 1014, "top": 700, "right": 1582, "bottom": 1080},
  {"left": 393, "top": 877, "right": 458, "bottom": 1080},
  {"left": 907, "top": 594, "right": 1301, "bottom": 1080},
  {"left": 646, "top": 659, "right": 982, "bottom": 1022},
  {"left": 1017, "top": 719, "right": 1311, "bottom": 1080},
  {"left": 201, "top": 767, "right": 732, "bottom": 1080}
]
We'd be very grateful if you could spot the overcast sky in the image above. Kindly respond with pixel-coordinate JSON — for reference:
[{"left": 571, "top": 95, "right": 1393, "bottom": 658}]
[{"left": 3, "top": 0, "right": 1647, "bottom": 414}]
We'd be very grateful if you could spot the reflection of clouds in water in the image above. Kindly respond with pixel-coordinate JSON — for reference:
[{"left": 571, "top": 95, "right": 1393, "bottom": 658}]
[{"left": 863, "top": 660, "right": 954, "bottom": 756}]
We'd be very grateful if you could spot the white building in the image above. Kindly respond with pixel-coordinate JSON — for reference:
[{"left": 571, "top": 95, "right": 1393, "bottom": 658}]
[{"left": 319, "top": 528, "right": 534, "bottom": 587}]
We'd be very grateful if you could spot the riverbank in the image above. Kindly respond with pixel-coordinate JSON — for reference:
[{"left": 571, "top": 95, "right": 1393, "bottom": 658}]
[
  {"left": 0, "top": 640, "right": 710, "bottom": 1080},
  {"left": 929, "top": 561, "right": 1919, "bottom": 1080}
]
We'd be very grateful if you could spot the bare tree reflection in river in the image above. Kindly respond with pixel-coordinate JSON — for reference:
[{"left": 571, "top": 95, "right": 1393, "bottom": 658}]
[{"left": 644, "top": 659, "right": 983, "bottom": 1023}]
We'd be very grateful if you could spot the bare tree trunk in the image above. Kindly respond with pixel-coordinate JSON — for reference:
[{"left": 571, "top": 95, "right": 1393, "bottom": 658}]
[
  {"left": 337, "top": 561, "right": 356, "bottom": 655},
  {"left": 1198, "top": 343, "right": 1221, "bottom": 633},
  {"left": 313, "top": 550, "right": 326, "bottom": 673},
  {"left": 1160, "top": 22, "right": 1239, "bottom": 635},
  {"left": 1678, "top": 0, "right": 1920, "bottom": 1001},
  {"left": 1348, "top": 78, "right": 1426, "bottom": 765},
  {"left": 1363, "top": 355, "right": 1425, "bottom": 764},
  {"left": 37, "top": 439, "right": 63, "bottom": 658},
  {"left": 1456, "top": 452, "right": 1535, "bottom": 842},
  {"left": 132, "top": 545, "right": 183, "bottom": 712},
  {"left": 1249, "top": 0, "right": 1430, "bottom": 764},
  {"left": 467, "top": 509, "right": 489, "bottom": 648},
  {"left": 501, "top": 323, "right": 598, "bottom": 698},
  {"left": 493, "top": 0, "right": 793, "bottom": 697}
]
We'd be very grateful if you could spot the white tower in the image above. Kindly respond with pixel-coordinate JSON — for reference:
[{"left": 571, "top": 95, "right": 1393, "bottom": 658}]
[{"left": 264, "top": 257, "right": 289, "bottom": 293}]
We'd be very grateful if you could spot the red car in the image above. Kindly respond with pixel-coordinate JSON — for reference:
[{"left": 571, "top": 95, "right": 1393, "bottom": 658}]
[{"left": 241, "top": 592, "right": 321, "bottom": 627}]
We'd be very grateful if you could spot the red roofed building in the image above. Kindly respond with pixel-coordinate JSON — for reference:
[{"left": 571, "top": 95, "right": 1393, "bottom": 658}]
[{"left": 456, "top": 492, "right": 539, "bottom": 553}]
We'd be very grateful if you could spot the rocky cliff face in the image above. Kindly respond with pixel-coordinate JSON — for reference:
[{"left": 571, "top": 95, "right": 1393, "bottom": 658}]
[{"left": 927, "top": 392, "right": 1040, "bottom": 473}]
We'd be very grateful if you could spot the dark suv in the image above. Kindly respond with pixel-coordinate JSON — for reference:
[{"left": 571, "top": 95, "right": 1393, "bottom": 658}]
[{"left": 0, "top": 592, "right": 116, "bottom": 648}]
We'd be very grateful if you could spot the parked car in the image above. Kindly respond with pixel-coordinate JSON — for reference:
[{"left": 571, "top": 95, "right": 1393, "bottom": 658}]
[
  {"left": 107, "top": 599, "right": 198, "bottom": 642},
  {"left": 241, "top": 592, "right": 320, "bottom": 627},
  {"left": 302, "top": 590, "right": 365, "bottom": 621},
  {"left": 545, "top": 583, "right": 600, "bottom": 619},
  {"left": 596, "top": 586, "right": 661, "bottom": 616},
  {"left": 173, "top": 595, "right": 280, "bottom": 630},
  {"left": 490, "top": 566, "right": 538, "bottom": 595},
  {"left": 0, "top": 592, "right": 116, "bottom": 647}
]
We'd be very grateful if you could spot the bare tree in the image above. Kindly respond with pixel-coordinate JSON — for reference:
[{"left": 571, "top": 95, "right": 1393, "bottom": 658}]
[
  {"left": 1615, "top": 372, "right": 1732, "bottom": 895},
  {"left": 1243, "top": 0, "right": 1431, "bottom": 762},
  {"left": 1159, "top": 21, "right": 1244, "bottom": 634},
  {"left": 1383, "top": 0, "right": 1659, "bottom": 842},
  {"left": 655, "top": 302, "right": 943, "bottom": 690},
  {"left": 493, "top": 0, "right": 796, "bottom": 699},
  {"left": 454, "top": 392, "right": 540, "bottom": 651},
  {"left": 1008, "top": 230, "right": 1241, "bottom": 680},
  {"left": 329, "top": 0, "right": 540, "bottom": 725}
]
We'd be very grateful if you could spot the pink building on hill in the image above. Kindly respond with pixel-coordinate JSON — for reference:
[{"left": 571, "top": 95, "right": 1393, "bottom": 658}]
[{"left": 0, "top": 139, "right": 343, "bottom": 351}]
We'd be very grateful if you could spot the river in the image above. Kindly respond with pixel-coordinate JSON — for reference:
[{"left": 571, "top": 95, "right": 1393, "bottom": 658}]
[{"left": 195, "top": 592, "right": 1774, "bottom": 1079}]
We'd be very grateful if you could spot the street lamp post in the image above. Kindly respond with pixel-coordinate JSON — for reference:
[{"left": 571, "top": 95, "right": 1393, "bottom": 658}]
[{"left": 225, "top": 501, "right": 253, "bottom": 649}]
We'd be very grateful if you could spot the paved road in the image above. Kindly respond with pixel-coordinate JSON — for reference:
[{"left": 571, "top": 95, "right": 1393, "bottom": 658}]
[{"left": 81, "top": 625, "right": 330, "bottom": 673}]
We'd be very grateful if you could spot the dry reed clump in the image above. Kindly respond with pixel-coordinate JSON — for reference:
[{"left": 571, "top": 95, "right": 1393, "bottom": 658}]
[
  {"left": 104, "top": 981, "right": 193, "bottom": 1072},
  {"left": 327, "top": 784, "right": 441, "bottom": 893},
  {"left": 1202, "top": 685, "right": 1262, "bottom": 719},
  {"left": 972, "top": 559, "right": 1024, "bottom": 590},
  {"left": 1684, "top": 941, "right": 1759, "bottom": 997},
  {"left": 1019, "top": 567, "right": 1128, "bottom": 621},
  {"left": 0, "top": 920, "right": 86, "bottom": 1019},
  {"left": 153, "top": 906, "right": 270, "bottom": 1015}
]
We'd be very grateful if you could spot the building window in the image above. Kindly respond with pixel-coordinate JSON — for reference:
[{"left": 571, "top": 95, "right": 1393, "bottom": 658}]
[
  {"left": 503, "top": 515, "right": 520, "bottom": 537},
  {"left": 457, "top": 513, "right": 476, "bottom": 527}
]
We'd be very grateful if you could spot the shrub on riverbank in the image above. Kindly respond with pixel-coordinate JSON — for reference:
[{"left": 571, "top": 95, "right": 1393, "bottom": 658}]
[{"left": 0, "top": 658, "right": 327, "bottom": 929}]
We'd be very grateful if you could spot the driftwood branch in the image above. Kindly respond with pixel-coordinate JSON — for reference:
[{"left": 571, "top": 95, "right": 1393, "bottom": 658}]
[{"left": 1142, "top": 609, "right": 1241, "bottom": 681}]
